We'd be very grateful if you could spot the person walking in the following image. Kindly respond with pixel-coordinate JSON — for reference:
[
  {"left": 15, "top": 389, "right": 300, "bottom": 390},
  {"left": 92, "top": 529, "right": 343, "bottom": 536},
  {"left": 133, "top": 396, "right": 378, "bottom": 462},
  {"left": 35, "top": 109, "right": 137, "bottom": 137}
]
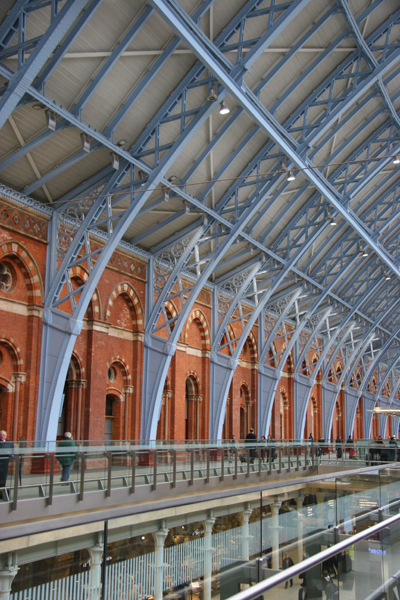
[
  {"left": 0, "top": 430, "right": 14, "bottom": 500},
  {"left": 282, "top": 552, "right": 294, "bottom": 588},
  {"left": 229, "top": 434, "right": 237, "bottom": 463},
  {"left": 389, "top": 436, "right": 398, "bottom": 462},
  {"left": 245, "top": 428, "right": 257, "bottom": 464},
  {"left": 56, "top": 432, "right": 77, "bottom": 482},
  {"left": 298, "top": 583, "right": 307, "bottom": 600},
  {"left": 336, "top": 436, "right": 342, "bottom": 460}
]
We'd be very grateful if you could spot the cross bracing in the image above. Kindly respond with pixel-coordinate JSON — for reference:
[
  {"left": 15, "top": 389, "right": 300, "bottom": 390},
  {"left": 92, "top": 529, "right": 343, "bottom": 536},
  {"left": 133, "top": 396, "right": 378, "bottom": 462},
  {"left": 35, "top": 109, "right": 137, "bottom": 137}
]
[{"left": 0, "top": 0, "right": 400, "bottom": 440}]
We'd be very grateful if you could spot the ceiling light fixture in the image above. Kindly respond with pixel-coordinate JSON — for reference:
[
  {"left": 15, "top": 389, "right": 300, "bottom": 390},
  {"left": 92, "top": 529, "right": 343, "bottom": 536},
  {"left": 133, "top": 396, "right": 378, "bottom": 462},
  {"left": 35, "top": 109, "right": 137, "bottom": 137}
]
[
  {"left": 287, "top": 170, "right": 295, "bottom": 181},
  {"left": 45, "top": 109, "right": 56, "bottom": 131},
  {"left": 163, "top": 187, "right": 169, "bottom": 202},
  {"left": 327, "top": 206, "right": 337, "bottom": 226},
  {"left": 110, "top": 152, "right": 119, "bottom": 170},
  {"left": 384, "top": 268, "right": 391, "bottom": 280},
  {"left": 207, "top": 82, "right": 218, "bottom": 102},
  {"left": 81, "top": 133, "right": 90, "bottom": 153},
  {"left": 116, "top": 139, "right": 127, "bottom": 147},
  {"left": 138, "top": 170, "right": 147, "bottom": 186},
  {"left": 219, "top": 100, "right": 230, "bottom": 115},
  {"left": 32, "top": 103, "right": 45, "bottom": 110},
  {"left": 393, "top": 155, "right": 400, "bottom": 165},
  {"left": 358, "top": 240, "right": 369, "bottom": 257},
  {"left": 184, "top": 201, "right": 190, "bottom": 214}
]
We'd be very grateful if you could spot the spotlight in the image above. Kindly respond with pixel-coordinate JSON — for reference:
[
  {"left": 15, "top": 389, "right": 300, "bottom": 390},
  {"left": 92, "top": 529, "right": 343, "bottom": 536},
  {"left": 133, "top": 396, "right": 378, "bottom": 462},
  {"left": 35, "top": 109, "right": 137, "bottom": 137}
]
[
  {"left": 219, "top": 100, "right": 230, "bottom": 115},
  {"left": 393, "top": 155, "right": 400, "bottom": 165},
  {"left": 168, "top": 175, "right": 177, "bottom": 184},
  {"left": 141, "top": 536, "right": 145, "bottom": 540},
  {"left": 163, "top": 187, "right": 169, "bottom": 202},
  {"left": 247, "top": 243, "right": 254, "bottom": 256},
  {"left": 110, "top": 152, "right": 119, "bottom": 170},
  {"left": 116, "top": 139, "right": 127, "bottom": 147},
  {"left": 287, "top": 170, "right": 295, "bottom": 181},
  {"left": 184, "top": 201, "right": 190, "bottom": 214},
  {"left": 45, "top": 110, "right": 56, "bottom": 131},
  {"left": 384, "top": 268, "right": 391, "bottom": 280},
  {"left": 327, "top": 206, "right": 337, "bottom": 226},
  {"left": 207, "top": 82, "right": 218, "bottom": 102},
  {"left": 32, "top": 103, "right": 45, "bottom": 111},
  {"left": 358, "top": 240, "right": 369, "bottom": 257},
  {"left": 81, "top": 133, "right": 90, "bottom": 153},
  {"left": 138, "top": 170, "right": 147, "bottom": 186},
  {"left": 280, "top": 156, "right": 288, "bottom": 171}
]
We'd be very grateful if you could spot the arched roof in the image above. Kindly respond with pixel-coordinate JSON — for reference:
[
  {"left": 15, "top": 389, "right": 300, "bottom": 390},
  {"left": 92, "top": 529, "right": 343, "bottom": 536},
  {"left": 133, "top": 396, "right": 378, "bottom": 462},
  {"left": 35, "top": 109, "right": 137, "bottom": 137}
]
[{"left": 1, "top": 0, "right": 400, "bottom": 439}]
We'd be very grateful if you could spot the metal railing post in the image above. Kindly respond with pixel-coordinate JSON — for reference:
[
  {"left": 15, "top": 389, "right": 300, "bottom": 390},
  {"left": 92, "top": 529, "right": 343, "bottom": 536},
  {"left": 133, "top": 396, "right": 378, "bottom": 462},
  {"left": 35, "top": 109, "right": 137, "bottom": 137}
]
[
  {"left": 296, "top": 446, "right": 299, "bottom": 471},
  {"left": 11, "top": 455, "right": 20, "bottom": 511},
  {"left": 287, "top": 444, "right": 290, "bottom": 473},
  {"left": 79, "top": 452, "right": 85, "bottom": 501},
  {"left": 247, "top": 448, "right": 250, "bottom": 477},
  {"left": 153, "top": 450, "right": 157, "bottom": 490},
  {"left": 106, "top": 452, "right": 112, "bottom": 497},
  {"left": 131, "top": 450, "right": 136, "bottom": 493},
  {"left": 172, "top": 449, "right": 177, "bottom": 487},
  {"left": 190, "top": 449, "right": 194, "bottom": 485},
  {"left": 258, "top": 446, "right": 262, "bottom": 476},
  {"left": 268, "top": 447, "right": 272, "bottom": 474},
  {"left": 47, "top": 454, "right": 54, "bottom": 506},
  {"left": 220, "top": 445, "right": 225, "bottom": 481},
  {"left": 303, "top": 444, "right": 307, "bottom": 470},
  {"left": 206, "top": 448, "right": 210, "bottom": 483},
  {"left": 234, "top": 447, "right": 238, "bottom": 479}
]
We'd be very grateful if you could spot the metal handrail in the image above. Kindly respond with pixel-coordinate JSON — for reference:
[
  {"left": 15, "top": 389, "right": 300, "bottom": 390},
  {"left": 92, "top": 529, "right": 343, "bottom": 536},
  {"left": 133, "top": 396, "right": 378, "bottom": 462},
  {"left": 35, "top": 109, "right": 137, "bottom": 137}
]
[{"left": 227, "top": 509, "right": 400, "bottom": 600}]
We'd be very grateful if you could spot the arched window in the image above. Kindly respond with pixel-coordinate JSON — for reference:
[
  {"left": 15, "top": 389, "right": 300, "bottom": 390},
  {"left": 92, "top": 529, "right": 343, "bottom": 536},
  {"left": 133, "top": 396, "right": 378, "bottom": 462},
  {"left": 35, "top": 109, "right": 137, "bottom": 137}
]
[
  {"left": 105, "top": 395, "right": 115, "bottom": 441},
  {"left": 185, "top": 376, "right": 201, "bottom": 440}
]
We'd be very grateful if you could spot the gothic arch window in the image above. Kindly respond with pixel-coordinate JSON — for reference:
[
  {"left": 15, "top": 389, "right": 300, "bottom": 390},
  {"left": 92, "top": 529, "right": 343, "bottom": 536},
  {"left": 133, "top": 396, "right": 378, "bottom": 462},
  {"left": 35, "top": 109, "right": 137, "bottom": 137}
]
[{"left": 185, "top": 376, "right": 202, "bottom": 440}]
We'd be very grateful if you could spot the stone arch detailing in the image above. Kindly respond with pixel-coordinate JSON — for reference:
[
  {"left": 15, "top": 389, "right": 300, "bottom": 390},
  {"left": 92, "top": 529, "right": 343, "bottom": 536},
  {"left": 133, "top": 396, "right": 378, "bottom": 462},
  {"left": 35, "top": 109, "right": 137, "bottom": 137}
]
[
  {"left": 107, "top": 356, "right": 131, "bottom": 383},
  {"left": 0, "top": 333, "right": 24, "bottom": 372},
  {"left": 105, "top": 282, "right": 143, "bottom": 328},
  {"left": 186, "top": 370, "right": 202, "bottom": 393},
  {"left": 69, "top": 351, "right": 85, "bottom": 379},
  {"left": 0, "top": 240, "right": 43, "bottom": 303},
  {"left": 184, "top": 309, "right": 211, "bottom": 348},
  {"left": 68, "top": 266, "right": 100, "bottom": 318}
]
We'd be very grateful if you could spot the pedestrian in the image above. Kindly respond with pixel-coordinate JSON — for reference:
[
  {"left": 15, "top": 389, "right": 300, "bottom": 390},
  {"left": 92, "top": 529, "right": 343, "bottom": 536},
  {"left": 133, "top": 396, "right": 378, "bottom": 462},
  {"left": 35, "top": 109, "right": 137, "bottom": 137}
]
[
  {"left": 282, "top": 552, "right": 294, "bottom": 588},
  {"left": 245, "top": 428, "right": 257, "bottom": 464},
  {"left": 308, "top": 433, "right": 314, "bottom": 446},
  {"left": 260, "top": 435, "right": 266, "bottom": 462},
  {"left": 389, "top": 436, "right": 397, "bottom": 461},
  {"left": 346, "top": 435, "right": 355, "bottom": 459},
  {"left": 229, "top": 434, "right": 237, "bottom": 463},
  {"left": 298, "top": 582, "right": 307, "bottom": 600},
  {"left": 322, "top": 570, "right": 338, "bottom": 600},
  {"left": 56, "top": 432, "right": 77, "bottom": 482},
  {"left": 0, "top": 430, "right": 14, "bottom": 500},
  {"left": 336, "top": 436, "right": 342, "bottom": 459}
]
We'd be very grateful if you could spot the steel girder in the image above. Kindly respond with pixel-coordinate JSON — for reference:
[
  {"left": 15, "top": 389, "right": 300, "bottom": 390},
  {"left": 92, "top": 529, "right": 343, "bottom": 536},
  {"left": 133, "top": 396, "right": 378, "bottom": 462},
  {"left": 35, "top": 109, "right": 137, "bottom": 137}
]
[
  {"left": 1, "top": 0, "right": 398, "bottom": 440},
  {"left": 0, "top": 0, "right": 89, "bottom": 130},
  {"left": 27, "top": 0, "right": 309, "bottom": 440}
]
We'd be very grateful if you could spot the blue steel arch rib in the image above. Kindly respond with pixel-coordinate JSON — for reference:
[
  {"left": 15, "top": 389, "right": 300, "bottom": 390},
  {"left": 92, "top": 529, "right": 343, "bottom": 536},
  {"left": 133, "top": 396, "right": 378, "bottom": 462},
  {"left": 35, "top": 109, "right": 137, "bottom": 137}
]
[
  {"left": 28, "top": 0, "right": 309, "bottom": 441},
  {"left": 0, "top": 0, "right": 400, "bottom": 440}
]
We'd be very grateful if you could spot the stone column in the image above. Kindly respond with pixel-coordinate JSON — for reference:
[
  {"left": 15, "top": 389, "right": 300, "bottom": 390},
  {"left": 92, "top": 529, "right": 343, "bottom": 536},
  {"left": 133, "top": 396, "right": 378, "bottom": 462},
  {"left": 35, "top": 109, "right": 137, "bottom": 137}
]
[
  {"left": 154, "top": 527, "right": 168, "bottom": 600},
  {"left": 271, "top": 502, "right": 282, "bottom": 570},
  {"left": 88, "top": 543, "right": 103, "bottom": 600},
  {"left": 242, "top": 508, "right": 253, "bottom": 561},
  {"left": 0, "top": 558, "right": 18, "bottom": 600},
  {"left": 11, "top": 373, "right": 25, "bottom": 441},
  {"left": 204, "top": 516, "right": 215, "bottom": 600},
  {"left": 123, "top": 385, "right": 134, "bottom": 440}
]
